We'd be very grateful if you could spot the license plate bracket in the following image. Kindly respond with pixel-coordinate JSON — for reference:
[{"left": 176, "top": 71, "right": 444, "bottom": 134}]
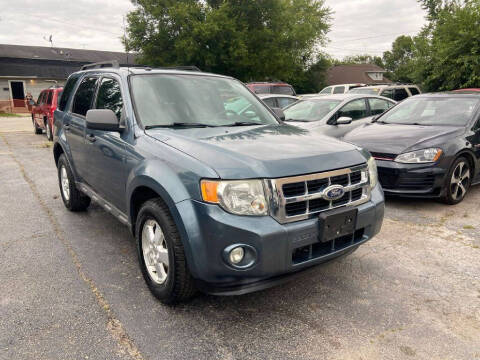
[{"left": 318, "top": 207, "right": 357, "bottom": 242}]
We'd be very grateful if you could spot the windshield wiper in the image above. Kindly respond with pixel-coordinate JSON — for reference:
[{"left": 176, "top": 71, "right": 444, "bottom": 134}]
[
  {"left": 221, "top": 121, "right": 264, "bottom": 127},
  {"left": 284, "top": 118, "right": 310, "bottom": 122},
  {"left": 375, "top": 120, "right": 390, "bottom": 124},
  {"left": 144, "top": 122, "right": 218, "bottom": 129}
]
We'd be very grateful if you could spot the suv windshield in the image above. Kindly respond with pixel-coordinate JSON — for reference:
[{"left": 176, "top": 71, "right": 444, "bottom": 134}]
[
  {"left": 283, "top": 99, "right": 341, "bottom": 122},
  {"left": 131, "top": 74, "right": 278, "bottom": 127},
  {"left": 349, "top": 88, "right": 380, "bottom": 95},
  {"left": 378, "top": 97, "right": 479, "bottom": 126}
]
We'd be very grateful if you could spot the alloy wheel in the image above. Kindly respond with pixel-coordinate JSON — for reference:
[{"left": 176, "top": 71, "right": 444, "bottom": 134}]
[
  {"left": 60, "top": 166, "right": 70, "bottom": 201},
  {"left": 450, "top": 161, "right": 470, "bottom": 201},
  {"left": 142, "top": 219, "right": 169, "bottom": 284}
]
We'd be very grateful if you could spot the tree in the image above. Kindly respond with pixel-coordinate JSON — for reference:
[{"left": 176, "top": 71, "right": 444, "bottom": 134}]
[
  {"left": 335, "top": 54, "right": 384, "bottom": 68},
  {"left": 382, "top": 36, "right": 416, "bottom": 83},
  {"left": 125, "top": 0, "right": 331, "bottom": 90}
]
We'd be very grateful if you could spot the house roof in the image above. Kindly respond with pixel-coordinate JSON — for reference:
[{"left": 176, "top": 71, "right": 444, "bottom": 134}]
[
  {"left": 0, "top": 44, "right": 136, "bottom": 79},
  {"left": 0, "top": 44, "right": 135, "bottom": 63},
  {"left": 326, "top": 64, "right": 392, "bottom": 85}
]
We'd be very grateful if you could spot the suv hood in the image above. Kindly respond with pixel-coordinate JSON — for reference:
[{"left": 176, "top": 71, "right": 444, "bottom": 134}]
[
  {"left": 146, "top": 124, "right": 366, "bottom": 179},
  {"left": 343, "top": 123, "right": 463, "bottom": 155}
]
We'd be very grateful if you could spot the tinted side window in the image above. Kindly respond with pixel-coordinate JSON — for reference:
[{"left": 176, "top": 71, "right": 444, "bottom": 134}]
[
  {"left": 95, "top": 78, "right": 123, "bottom": 121},
  {"left": 409, "top": 87, "right": 420, "bottom": 95},
  {"left": 380, "top": 89, "right": 394, "bottom": 99},
  {"left": 72, "top": 77, "right": 98, "bottom": 116},
  {"left": 262, "top": 97, "right": 277, "bottom": 108},
  {"left": 277, "top": 97, "right": 296, "bottom": 108},
  {"left": 394, "top": 88, "right": 409, "bottom": 101},
  {"left": 46, "top": 91, "right": 53, "bottom": 105},
  {"left": 37, "top": 92, "right": 45, "bottom": 104},
  {"left": 333, "top": 86, "right": 345, "bottom": 94},
  {"left": 58, "top": 74, "right": 80, "bottom": 111},
  {"left": 368, "top": 98, "right": 394, "bottom": 115},
  {"left": 337, "top": 99, "right": 368, "bottom": 120}
]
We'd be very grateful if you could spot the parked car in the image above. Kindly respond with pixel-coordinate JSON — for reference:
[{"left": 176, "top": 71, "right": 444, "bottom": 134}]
[
  {"left": 246, "top": 82, "right": 296, "bottom": 96},
  {"left": 53, "top": 63, "right": 384, "bottom": 304},
  {"left": 319, "top": 83, "right": 366, "bottom": 95},
  {"left": 258, "top": 94, "right": 299, "bottom": 109},
  {"left": 343, "top": 93, "right": 480, "bottom": 204},
  {"left": 32, "top": 86, "right": 63, "bottom": 141},
  {"left": 454, "top": 88, "right": 480, "bottom": 93},
  {"left": 348, "top": 84, "right": 421, "bottom": 102},
  {"left": 283, "top": 94, "right": 396, "bottom": 139}
]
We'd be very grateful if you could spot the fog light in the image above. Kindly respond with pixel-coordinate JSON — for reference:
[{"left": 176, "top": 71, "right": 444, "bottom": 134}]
[{"left": 229, "top": 247, "right": 244, "bottom": 264}]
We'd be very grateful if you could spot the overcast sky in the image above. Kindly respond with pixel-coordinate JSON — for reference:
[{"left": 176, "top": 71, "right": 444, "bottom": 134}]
[{"left": 0, "top": 0, "right": 426, "bottom": 58}]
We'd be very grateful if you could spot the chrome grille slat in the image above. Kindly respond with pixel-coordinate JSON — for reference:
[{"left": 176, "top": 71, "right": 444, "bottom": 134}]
[{"left": 265, "top": 164, "right": 371, "bottom": 224}]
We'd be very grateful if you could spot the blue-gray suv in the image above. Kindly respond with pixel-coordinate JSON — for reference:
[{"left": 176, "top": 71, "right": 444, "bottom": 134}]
[{"left": 53, "top": 63, "right": 385, "bottom": 304}]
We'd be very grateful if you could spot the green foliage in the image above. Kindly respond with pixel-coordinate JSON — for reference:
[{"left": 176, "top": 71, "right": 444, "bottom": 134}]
[
  {"left": 335, "top": 54, "right": 384, "bottom": 68},
  {"left": 384, "top": 0, "right": 480, "bottom": 91},
  {"left": 382, "top": 36, "right": 416, "bottom": 83},
  {"left": 125, "top": 0, "right": 331, "bottom": 92}
]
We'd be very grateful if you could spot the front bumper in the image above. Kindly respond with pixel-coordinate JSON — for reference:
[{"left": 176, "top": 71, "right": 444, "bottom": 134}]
[
  {"left": 376, "top": 159, "right": 448, "bottom": 197},
  {"left": 175, "top": 184, "right": 384, "bottom": 295}
]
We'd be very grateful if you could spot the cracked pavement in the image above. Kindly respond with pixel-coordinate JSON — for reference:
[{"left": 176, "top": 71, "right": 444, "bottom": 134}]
[{"left": 0, "top": 118, "right": 479, "bottom": 360}]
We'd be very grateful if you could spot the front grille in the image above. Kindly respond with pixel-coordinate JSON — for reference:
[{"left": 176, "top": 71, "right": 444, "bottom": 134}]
[
  {"left": 292, "top": 228, "right": 365, "bottom": 264},
  {"left": 378, "top": 168, "right": 435, "bottom": 190},
  {"left": 266, "top": 165, "right": 370, "bottom": 224},
  {"left": 371, "top": 152, "right": 397, "bottom": 161}
]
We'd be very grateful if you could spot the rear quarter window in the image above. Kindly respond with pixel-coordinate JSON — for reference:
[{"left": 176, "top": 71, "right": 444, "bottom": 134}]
[{"left": 409, "top": 87, "right": 420, "bottom": 95}]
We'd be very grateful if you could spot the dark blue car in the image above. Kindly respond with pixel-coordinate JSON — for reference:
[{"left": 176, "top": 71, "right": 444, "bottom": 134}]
[{"left": 53, "top": 63, "right": 384, "bottom": 304}]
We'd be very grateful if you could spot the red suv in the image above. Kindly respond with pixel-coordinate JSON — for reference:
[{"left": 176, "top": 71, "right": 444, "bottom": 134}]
[
  {"left": 246, "top": 82, "right": 296, "bottom": 96},
  {"left": 32, "top": 86, "right": 63, "bottom": 141}
]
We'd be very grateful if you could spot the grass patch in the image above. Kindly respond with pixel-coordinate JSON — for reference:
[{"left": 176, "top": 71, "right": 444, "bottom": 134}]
[{"left": 0, "top": 113, "right": 24, "bottom": 117}]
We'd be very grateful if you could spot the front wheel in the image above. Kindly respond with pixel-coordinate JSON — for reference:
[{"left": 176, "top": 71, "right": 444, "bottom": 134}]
[
  {"left": 442, "top": 157, "right": 471, "bottom": 204},
  {"left": 46, "top": 119, "right": 53, "bottom": 141},
  {"left": 136, "top": 199, "right": 196, "bottom": 304},
  {"left": 57, "top": 154, "right": 91, "bottom": 211},
  {"left": 33, "top": 116, "right": 42, "bottom": 134}
]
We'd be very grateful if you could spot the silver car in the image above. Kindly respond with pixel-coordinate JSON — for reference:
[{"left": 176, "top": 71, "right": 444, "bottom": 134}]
[{"left": 283, "top": 94, "right": 396, "bottom": 139}]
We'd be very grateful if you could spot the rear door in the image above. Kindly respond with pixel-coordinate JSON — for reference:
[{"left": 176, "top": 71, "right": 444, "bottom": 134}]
[
  {"left": 66, "top": 76, "right": 99, "bottom": 181},
  {"left": 322, "top": 98, "right": 370, "bottom": 138},
  {"left": 85, "top": 75, "right": 127, "bottom": 211},
  {"left": 34, "top": 91, "right": 45, "bottom": 126}
]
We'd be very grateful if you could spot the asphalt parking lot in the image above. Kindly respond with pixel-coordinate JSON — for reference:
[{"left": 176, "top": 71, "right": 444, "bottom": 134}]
[{"left": 1, "top": 117, "right": 479, "bottom": 360}]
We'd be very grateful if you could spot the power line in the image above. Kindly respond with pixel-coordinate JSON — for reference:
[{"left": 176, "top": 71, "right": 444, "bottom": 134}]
[{"left": 332, "top": 30, "right": 420, "bottom": 43}]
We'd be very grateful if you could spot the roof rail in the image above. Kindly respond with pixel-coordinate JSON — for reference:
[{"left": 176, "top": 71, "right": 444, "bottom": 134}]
[
  {"left": 81, "top": 60, "right": 120, "bottom": 70},
  {"left": 158, "top": 65, "right": 201, "bottom": 72}
]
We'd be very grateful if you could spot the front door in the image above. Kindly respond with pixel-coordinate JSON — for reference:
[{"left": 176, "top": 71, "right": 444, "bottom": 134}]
[
  {"left": 10, "top": 81, "right": 25, "bottom": 108},
  {"left": 84, "top": 76, "right": 127, "bottom": 212},
  {"left": 321, "top": 98, "right": 371, "bottom": 139},
  {"left": 66, "top": 76, "right": 99, "bottom": 181}
]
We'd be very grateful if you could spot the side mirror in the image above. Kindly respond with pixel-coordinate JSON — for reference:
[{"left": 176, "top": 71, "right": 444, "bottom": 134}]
[
  {"left": 271, "top": 107, "right": 285, "bottom": 121},
  {"left": 86, "top": 109, "right": 121, "bottom": 131},
  {"left": 336, "top": 116, "right": 352, "bottom": 125}
]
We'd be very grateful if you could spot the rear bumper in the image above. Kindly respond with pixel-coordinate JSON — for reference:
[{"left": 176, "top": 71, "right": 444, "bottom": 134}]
[
  {"left": 175, "top": 184, "right": 384, "bottom": 295},
  {"left": 376, "top": 159, "right": 448, "bottom": 198}
]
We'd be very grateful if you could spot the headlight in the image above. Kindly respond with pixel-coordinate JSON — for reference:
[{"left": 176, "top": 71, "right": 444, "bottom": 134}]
[
  {"left": 367, "top": 156, "right": 378, "bottom": 189},
  {"left": 200, "top": 179, "right": 268, "bottom": 216},
  {"left": 395, "top": 148, "right": 443, "bottom": 163}
]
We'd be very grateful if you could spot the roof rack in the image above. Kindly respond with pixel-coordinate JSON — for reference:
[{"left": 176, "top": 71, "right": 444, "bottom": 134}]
[{"left": 81, "top": 60, "right": 120, "bottom": 70}]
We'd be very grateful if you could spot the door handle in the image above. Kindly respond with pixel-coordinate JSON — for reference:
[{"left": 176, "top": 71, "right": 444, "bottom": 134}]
[{"left": 86, "top": 133, "right": 96, "bottom": 143}]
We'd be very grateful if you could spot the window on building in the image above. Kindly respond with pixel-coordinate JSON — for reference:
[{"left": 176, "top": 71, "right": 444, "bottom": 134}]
[{"left": 72, "top": 77, "right": 98, "bottom": 116}]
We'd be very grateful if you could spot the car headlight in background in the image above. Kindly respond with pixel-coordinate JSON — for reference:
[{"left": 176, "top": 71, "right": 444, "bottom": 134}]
[
  {"left": 367, "top": 156, "right": 378, "bottom": 189},
  {"left": 395, "top": 148, "right": 443, "bottom": 163},
  {"left": 201, "top": 179, "right": 268, "bottom": 216}
]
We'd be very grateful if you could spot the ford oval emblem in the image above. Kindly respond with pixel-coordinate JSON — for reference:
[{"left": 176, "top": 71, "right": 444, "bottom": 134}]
[{"left": 323, "top": 185, "right": 345, "bottom": 201}]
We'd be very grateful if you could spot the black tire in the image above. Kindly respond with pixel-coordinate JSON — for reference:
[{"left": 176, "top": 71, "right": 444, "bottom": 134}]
[
  {"left": 33, "top": 116, "right": 42, "bottom": 134},
  {"left": 136, "top": 198, "right": 196, "bottom": 304},
  {"left": 442, "top": 156, "right": 472, "bottom": 205},
  {"left": 45, "top": 118, "right": 53, "bottom": 141},
  {"left": 57, "top": 154, "right": 91, "bottom": 211}
]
